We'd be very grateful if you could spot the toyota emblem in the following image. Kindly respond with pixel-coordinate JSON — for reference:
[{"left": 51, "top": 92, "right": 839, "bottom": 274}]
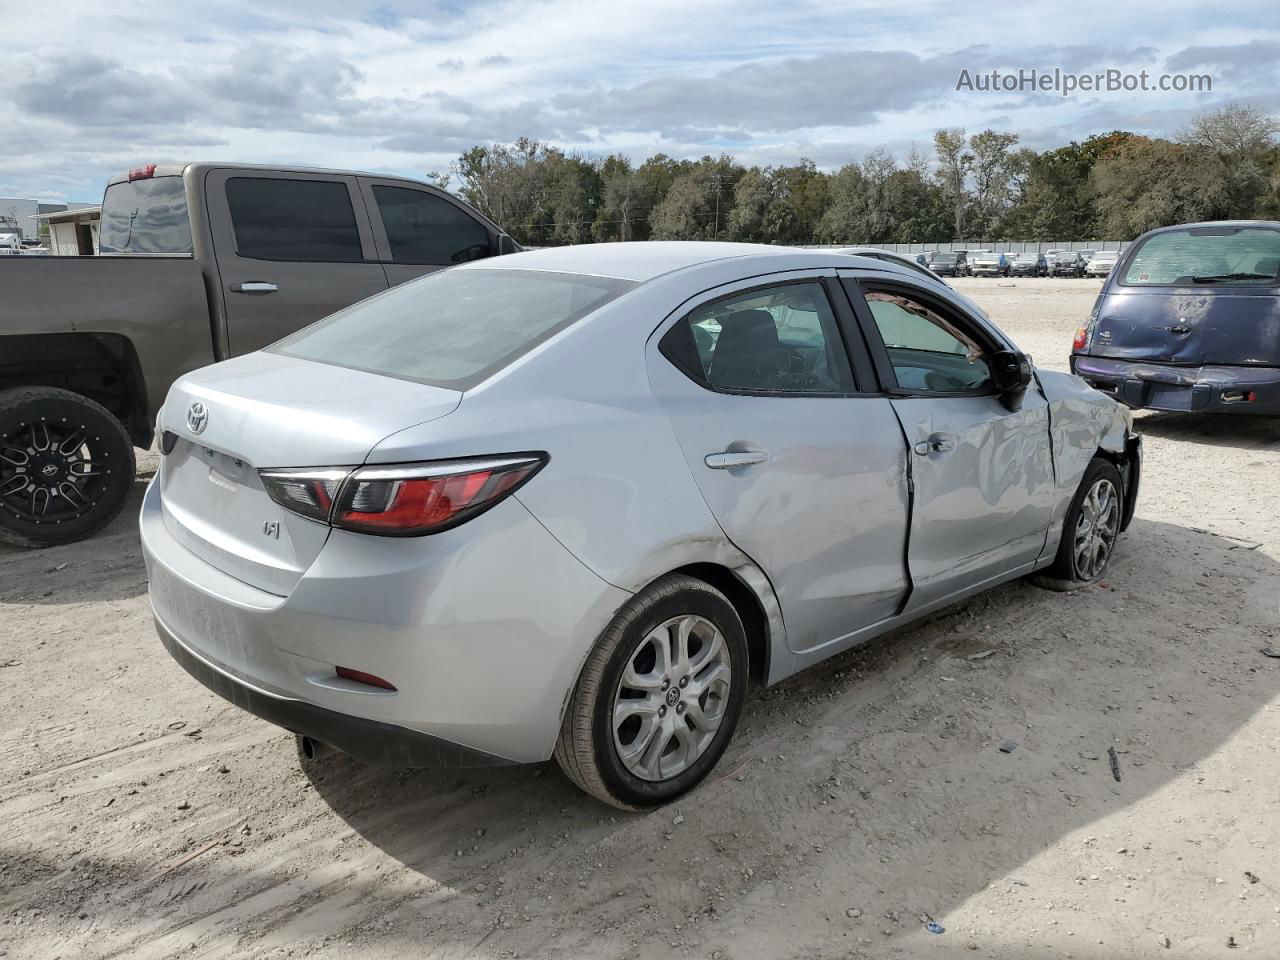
[{"left": 187, "top": 401, "right": 209, "bottom": 435}]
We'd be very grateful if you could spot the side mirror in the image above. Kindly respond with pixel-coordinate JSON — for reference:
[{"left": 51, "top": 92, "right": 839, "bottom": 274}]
[{"left": 987, "top": 349, "right": 1033, "bottom": 411}]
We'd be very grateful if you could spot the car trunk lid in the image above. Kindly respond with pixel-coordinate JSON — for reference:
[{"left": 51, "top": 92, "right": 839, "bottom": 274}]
[{"left": 157, "top": 352, "right": 461, "bottom": 595}]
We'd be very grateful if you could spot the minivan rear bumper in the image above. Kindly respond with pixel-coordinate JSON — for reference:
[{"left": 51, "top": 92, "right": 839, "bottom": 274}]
[{"left": 1071, "top": 356, "right": 1280, "bottom": 414}]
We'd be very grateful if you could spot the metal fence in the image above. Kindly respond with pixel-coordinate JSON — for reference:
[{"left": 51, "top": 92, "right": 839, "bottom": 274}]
[{"left": 805, "top": 239, "right": 1130, "bottom": 254}]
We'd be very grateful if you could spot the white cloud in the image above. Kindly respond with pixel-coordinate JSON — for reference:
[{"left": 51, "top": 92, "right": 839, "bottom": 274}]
[{"left": 1, "top": 0, "right": 1277, "bottom": 201}]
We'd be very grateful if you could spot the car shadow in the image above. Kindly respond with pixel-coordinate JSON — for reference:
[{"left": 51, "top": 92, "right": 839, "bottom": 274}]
[
  {"left": 0, "top": 476, "right": 151, "bottom": 605},
  {"left": 292, "top": 515, "right": 1280, "bottom": 955},
  {"left": 1134, "top": 409, "right": 1280, "bottom": 450}
]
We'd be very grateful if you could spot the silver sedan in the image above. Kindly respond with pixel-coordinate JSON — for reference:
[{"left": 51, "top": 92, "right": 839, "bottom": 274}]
[{"left": 143, "top": 242, "right": 1141, "bottom": 809}]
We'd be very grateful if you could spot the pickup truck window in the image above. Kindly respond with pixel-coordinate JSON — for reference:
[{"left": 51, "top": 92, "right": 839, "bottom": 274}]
[
  {"left": 98, "top": 177, "right": 193, "bottom": 255},
  {"left": 226, "top": 177, "right": 364, "bottom": 263},
  {"left": 272, "top": 267, "right": 634, "bottom": 389},
  {"left": 372, "top": 185, "right": 492, "bottom": 264}
]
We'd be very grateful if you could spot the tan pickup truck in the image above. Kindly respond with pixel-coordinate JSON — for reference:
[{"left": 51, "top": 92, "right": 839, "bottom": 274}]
[{"left": 0, "top": 161, "right": 517, "bottom": 546}]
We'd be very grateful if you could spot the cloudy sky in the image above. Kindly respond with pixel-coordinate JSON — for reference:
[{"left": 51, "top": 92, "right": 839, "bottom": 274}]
[{"left": 3, "top": 0, "right": 1278, "bottom": 201}]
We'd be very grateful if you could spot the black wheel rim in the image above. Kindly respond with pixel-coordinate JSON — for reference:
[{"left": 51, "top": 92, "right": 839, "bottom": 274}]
[{"left": 0, "top": 418, "right": 112, "bottom": 527}]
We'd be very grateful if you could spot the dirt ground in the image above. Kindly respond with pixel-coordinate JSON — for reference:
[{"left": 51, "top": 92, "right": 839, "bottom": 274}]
[{"left": 3, "top": 277, "right": 1279, "bottom": 960}]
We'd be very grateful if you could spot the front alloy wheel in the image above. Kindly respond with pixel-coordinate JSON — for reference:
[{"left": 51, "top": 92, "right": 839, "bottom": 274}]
[
  {"left": 1032, "top": 457, "right": 1125, "bottom": 591},
  {"left": 556, "top": 575, "right": 748, "bottom": 809}
]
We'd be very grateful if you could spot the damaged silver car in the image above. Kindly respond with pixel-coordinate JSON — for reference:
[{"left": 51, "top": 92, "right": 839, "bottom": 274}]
[{"left": 144, "top": 242, "right": 1141, "bottom": 809}]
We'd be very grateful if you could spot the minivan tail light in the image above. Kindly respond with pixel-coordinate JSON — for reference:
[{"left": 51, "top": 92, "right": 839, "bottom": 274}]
[
  {"left": 333, "top": 455, "right": 546, "bottom": 536},
  {"left": 1072, "top": 326, "right": 1088, "bottom": 351},
  {"left": 260, "top": 468, "right": 348, "bottom": 523}
]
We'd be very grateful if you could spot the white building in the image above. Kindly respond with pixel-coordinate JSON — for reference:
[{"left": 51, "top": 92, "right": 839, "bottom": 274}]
[{"left": 32, "top": 206, "right": 101, "bottom": 255}]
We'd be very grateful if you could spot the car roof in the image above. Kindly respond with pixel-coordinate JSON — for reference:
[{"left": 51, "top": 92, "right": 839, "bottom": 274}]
[{"left": 460, "top": 241, "right": 884, "bottom": 283}]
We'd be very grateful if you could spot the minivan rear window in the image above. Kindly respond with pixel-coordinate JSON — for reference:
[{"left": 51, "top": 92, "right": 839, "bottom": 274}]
[
  {"left": 272, "top": 268, "right": 636, "bottom": 388},
  {"left": 1121, "top": 226, "right": 1280, "bottom": 286},
  {"left": 98, "top": 177, "right": 193, "bottom": 254}
]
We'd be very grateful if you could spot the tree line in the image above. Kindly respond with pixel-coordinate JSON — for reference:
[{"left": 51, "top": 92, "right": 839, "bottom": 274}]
[{"left": 433, "top": 104, "right": 1280, "bottom": 247}]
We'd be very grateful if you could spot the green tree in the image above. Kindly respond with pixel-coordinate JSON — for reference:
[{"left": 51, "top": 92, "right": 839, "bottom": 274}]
[{"left": 933, "top": 128, "right": 972, "bottom": 238}]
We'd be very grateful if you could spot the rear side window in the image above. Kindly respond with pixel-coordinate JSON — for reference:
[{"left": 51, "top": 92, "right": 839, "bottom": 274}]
[
  {"left": 272, "top": 268, "right": 634, "bottom": 388},
  {"left": 226, "top": 178, "right": 363, "bottom": 262},
  {"left": 660, "top": 281, "right": 853, "bottom": 394},
  {"left": 1122, "top": 226, "right": 1280, "bottom": 286},
  {"left": 99, "top": 177, "right": 192, "bottom": 254},
  {"left": 372, "top": 185, "right": 492, "bottom": 264}
]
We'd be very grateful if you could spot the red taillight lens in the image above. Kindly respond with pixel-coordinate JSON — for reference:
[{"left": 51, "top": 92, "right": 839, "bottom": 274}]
[
  {"left": 1072, "top": 327, "right": 1088, "bottom": 351},
  {"left": 332, "top": 455, "right": 546, "bottom": 536},
  {"left": 335, "top": 666, "right": 397, "bottom": 690},
  {"left": 128, "top": 163, "right": 157, "bottom": 181},
  {"left": 259, "top": 468, "right": 348, "bottom": 523}
]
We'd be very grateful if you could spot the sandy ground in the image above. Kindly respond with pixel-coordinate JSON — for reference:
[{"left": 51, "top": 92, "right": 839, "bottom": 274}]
[{"left": 2, "top": 277, "right": 1279, "bottom": 960}]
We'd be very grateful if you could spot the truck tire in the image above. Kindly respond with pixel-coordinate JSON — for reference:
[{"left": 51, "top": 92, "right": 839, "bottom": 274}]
[{"left": 0, "top": 387, "right": 136, "bottom": 548}]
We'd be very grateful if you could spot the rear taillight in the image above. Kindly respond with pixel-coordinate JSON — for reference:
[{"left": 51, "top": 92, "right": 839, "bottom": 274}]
[
  {"left": 1072, "top": 327, "right": 1088, "bottom": 351},
  {"left": 258, "top": 455, "right": 546, "bottom": 536},
  {"left": 260, "top": 468, "right": 348, "bottom": 523}
]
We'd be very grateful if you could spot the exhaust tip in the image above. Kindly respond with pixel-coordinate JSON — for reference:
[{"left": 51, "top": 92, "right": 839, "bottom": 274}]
[{"left": 298, "top": 735, "right": 334, "bottom": 762}]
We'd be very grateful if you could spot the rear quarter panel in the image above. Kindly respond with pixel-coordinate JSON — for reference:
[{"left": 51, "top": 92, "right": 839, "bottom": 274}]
[{"left": 0, "top": 256, "right": 217, "bottom": 420}]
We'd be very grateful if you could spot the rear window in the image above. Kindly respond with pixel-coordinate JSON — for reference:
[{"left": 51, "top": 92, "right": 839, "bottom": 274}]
[
  {"left": 99, "top": 177, "right": 192, "bottom": 254},
  {"left": 1122, "top": 226, "right": 1280, "bottom": 286},
  {"left": 272, "top": 268, "right": 635, "bottom": 388},
  {"left": 227, "top": 177, "right": 364, "bottom": 262}
]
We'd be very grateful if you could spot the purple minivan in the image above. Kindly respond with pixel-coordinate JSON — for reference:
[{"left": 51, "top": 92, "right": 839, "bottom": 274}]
[{"left": 1071, "top": 221, "right": 1280, "bottom": 415}]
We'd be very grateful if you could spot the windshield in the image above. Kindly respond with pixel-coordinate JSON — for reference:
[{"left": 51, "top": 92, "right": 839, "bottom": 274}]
[
  {"left": 934, "top": 253, "right": 957, "bottom": 262},
  {"left": 1121, "top": 226, "right": 1280, "bottom": 286},
  {"left": 98, "top": 176, "right": 193, "bottom": 254},
  {"left": 273, "top": 268, "right": 636, "bottom": 388},
  {"left": 1016, "top": 254, "right": 1038, "bottom": 261}
]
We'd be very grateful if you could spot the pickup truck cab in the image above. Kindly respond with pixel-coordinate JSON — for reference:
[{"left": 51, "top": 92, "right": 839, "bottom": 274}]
[{"left": 0, "top": 161, "right": 516, "bottom": 547}]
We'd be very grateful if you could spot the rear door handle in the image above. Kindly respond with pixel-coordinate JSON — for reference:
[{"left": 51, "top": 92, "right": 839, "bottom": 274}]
[
  {"left": 913, "top": 433, "right": 957, "bottom": 456},
  {"left": 230, "top": 281, "right": 278, "bottom": 295},
  {"left": 705, "top": 450, "right": 769, "bottom": 470}
]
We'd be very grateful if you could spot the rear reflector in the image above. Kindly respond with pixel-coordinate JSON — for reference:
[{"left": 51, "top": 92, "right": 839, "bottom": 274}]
[
  {"left": 128, "top": 163, "right": 157, "bottom": 181},
  {"left": 335, "top": 666, "right": 397, "bottom": 690}
]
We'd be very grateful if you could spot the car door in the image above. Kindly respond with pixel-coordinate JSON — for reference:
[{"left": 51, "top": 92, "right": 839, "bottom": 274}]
[
  {"left": 358, "top": 178, "right": 499, "bottom": 288},
  {"left": 841, "top": 274, "right": 1056, "bottom": 610},
  {"left": 647, "top": 275, "right": 911, "bottom": 654},
  {"left": 206, "top": 169, "right": 389, "bottom": 356}
]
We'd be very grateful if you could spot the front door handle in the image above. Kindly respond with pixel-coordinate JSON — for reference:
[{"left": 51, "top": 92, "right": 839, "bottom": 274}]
[
  {"left": 705, "top": 450, "right": 769, "bottom": 470},
  {"left": 913, "top": 433, "right": 957, "bottom": 456},
  {"left": 230, "top": 281, "right": 279, "bottom": 295}
]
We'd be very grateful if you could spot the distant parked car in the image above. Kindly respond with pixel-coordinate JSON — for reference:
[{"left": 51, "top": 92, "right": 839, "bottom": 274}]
[
  {"left": 1085, "top": 251, "right": 1119, "bottom": 277},
  {"left": 144, "top": 241, "right": 1141, "bottom": 809},
  {"left": 0, "top": 234, "right": 22, "bottom": 256},
  {"left": 1077, "top": 249, "right": 1097, "bottom": 267},
  {"left": 1049, "top": 251, "right": 1084, "bottom": 277},
  {"left": 929, "top": 251, "right": 967, "bottom": 277},
  {"left": 960, "top": 250, "right": 993, "bottom": 276},
  {"left": 1072, "top": 220, "right": 1280, "bottom": 414},
  {"left": 970, "top": 251, "right": 1009, "bottom": 277},
  {"left": 922, "top": 250, "right": 940, "bottom": 266},
  {"left": 1010, "top": 253, "right": 1047, "bottom": 277}
]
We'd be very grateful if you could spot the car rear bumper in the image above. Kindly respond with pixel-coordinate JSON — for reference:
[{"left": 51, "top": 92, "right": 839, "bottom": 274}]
[
  {"left": 1071, "top": 356, "right": 1280, "bottom": 414},
  {"left": 141, "top": 476, "right": 629, "bottom": 766}
]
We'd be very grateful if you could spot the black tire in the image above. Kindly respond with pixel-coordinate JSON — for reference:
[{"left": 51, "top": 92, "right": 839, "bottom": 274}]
[
  {"left": 1032, "top": 457, "right": 1125, "bottom": 591},
  {"left": 554, "top": 574, "right": 749, "bottom": 809},
  {"left": 0, "top": 387, "right": 136, "bottom": 548}
]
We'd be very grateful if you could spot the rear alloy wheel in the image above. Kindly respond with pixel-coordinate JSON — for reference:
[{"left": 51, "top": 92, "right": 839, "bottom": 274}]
[
  {"left": 555, "top": 575, "right": 748, "bottom": 809},
  {"left": 1032, "top": 457, "right": 1124, "bottom": 591},
  {"left": 0, "top": 387, "right": 135, "bottom": 548}
]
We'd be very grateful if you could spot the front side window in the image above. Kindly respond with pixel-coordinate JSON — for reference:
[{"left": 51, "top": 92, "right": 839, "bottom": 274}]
[
  {"left": 661, "top": 281, "right": 854, "bottom": 394},
  {"left": 372, "top": 185, "right": 492, "bottom": 264},
  {"left": 226, "top": 177, "right": 363, "bottom": 262},
  {"left": 1121, "top": 225, "right": 1280, "bottom": 286},
  {"left": 864, "top": 289, "right": 991, "bottom": 393},
  {"left": 273, "top": 268, "right": 633, "bottom": 388}
]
